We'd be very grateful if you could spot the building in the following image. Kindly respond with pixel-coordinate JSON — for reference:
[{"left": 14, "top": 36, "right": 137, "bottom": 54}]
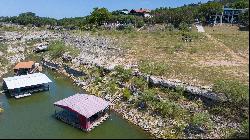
[
  {"left": 222, "top": 7, "right": 248, "bottom": 23},
  {"left": 13, "top": 61, "right": 42, "bottom": 75},
  {"left": 2, "top": 73, "right": 52, "bottom": 98},
  {"left": 121, "top": 9, "right": 129, "bottom": 15},
  {"left": 130, "top": 8, "right": 151, "bottom": 18},
  {"left": 54, "top": 93, "right": 113, "bottom": 132},
  {"left": 207, "top": 7, "right": 248, "bottom": 25}
]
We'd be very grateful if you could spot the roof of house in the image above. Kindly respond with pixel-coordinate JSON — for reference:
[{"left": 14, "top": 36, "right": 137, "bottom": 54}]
[
  {"left": 3, "top": 73, "right": 52, "bottom": 89},
  {"left": 13, "top": 61, "right": 34, "bottom": 70},
  {"left": 54, "top": 93, "right": 112, "bottom": 118},
  {"left": 131, "top": 9, "right": 151, "bottom": 13}
]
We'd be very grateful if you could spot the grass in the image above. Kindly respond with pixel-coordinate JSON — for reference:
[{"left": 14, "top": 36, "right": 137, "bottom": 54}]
[
  {"left": 0, "top": 43, "right": 8, "bottom": 53},
  {"left": 0, "top": 26, "right": 22, "bottom": 32},
  {"left": 191, "top": 112, "right": 213, "bottom": 130},
  {"left": 47, "top": 40, "right": 80, "bottom": 60},
  {"left": 205, "top": 25, "right": 249, "bottom": 58},
  {"left": 88, "top": 25, "right": 248, "bottom": 86},
  {"left": 213, "top": 79, "right": 249, "bottom": 107}
]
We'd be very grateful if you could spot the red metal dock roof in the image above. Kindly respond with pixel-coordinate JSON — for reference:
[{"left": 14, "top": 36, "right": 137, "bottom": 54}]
[{"left": 54, "top": 94, "right": 112, "bottom": 118}]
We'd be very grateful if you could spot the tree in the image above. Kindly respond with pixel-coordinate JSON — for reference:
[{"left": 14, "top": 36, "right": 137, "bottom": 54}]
[
  {"left": 239, "top": 9, "right": 249, "bottom": 27},
  {"left": 198, "top": 2, "right": 223, "bottom": 23},
  {"left": 230, "top": 0, "right": 249, "bottom": 9},
  {"left": 88, "top": 7, "right": 111, "bottom": 26}
]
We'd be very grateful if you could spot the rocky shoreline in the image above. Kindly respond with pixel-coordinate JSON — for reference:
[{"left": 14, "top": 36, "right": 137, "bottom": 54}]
[{"left": 41, "top": 58, "right": 240, "bottom": 139}]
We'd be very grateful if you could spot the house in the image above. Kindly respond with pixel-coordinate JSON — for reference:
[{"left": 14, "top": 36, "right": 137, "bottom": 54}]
[
  {"left": 130, "top": 8, "right": 151, "bottom": 18},
  {"left": 207, "top": 7, "right": 248, "bottom": 25},
  {"left": 121, "top": 9, "right": 129, "bottom": 15},
  {"left": 13, "top": 61, "right": 35, "bottom": 75},
  {"left": 2, "top": 73, "right": 52, "bottom": 98},
  {"left": 222, "top": 7, "right": 248, "bottom": 23},
  {"left": 54, "top": 93, "right": 113, "bottom": 132}
]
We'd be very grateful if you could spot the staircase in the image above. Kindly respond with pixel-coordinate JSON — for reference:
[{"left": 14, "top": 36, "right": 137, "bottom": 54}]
[{"left": 30, "top": 66, "right": 40, "bottom": 74}]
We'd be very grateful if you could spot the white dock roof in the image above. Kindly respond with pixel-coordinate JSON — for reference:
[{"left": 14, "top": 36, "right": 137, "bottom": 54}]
[{"left": 3, "top": 73, "right": 52, "bottom": 89}]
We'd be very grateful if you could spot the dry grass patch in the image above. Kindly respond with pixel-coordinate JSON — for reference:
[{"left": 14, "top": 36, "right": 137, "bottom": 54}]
[{"left": 72, "top": 27, "right": 249, "bottom": 85}]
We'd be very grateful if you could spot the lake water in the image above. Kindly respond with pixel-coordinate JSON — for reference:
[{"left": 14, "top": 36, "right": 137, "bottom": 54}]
[{"left": 0, "top": 69, "right": 151, "bottom": 139}]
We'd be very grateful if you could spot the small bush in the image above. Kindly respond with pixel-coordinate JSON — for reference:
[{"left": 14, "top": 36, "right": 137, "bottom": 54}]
[
  {"left": 139, "top": 60, "right": 169, "bottom": 76},
  {"left": 114, "top": 65, "right": 132, "bottom": 82},
  {"left": 131, "top": 76, "right": 148, "bottom": 90},
  {"left": 228, "top": 119, "right": 249, "bottom": 139},
  {"left": 189, "top": 47, "right": 198, "bottom": 54},
  {"left": 240, "top": 119, "right": 249, "bottom": 138},
  {"left": 0, "top": 43, "right": 8, "bottom": 53},
  {"left": 106, "top": 80, "right": 118, "bottom": 94},
  {"left": 175, "top": 86, "right": 185, "bottom": 94},
  {"left": 48, "top": 41, "right": 66, "bottom": 59},
  {"left": 191, "top": 112, "right": 214, "bottom": 131},
  {"left": 213, "top": 80, "right": 249, "bottom": 107},
  {"left": 179, "top": 22, "right": 191, "bottom": 32},
  {"left": 165, "top": 24, "right": 175, "bottom": 32},
  {"left": 123, "top": 88, "right": 132, "bottom": 100},
  {"left": 191, "top": 112, "right": 210, "bottom": 126},
  {"left": 173, "top": 44, "right": 184, "bottom": 52},
  {"left": 94, "top": 77, "right": 102, "bottom": 85}
]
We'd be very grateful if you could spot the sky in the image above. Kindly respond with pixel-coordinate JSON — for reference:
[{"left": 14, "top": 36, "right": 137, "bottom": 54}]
[{"left": 0, "top": 0, "right": 210, "bottom": 19}]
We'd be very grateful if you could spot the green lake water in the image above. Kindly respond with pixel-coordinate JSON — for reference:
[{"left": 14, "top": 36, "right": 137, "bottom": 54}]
[{"left": 0, "top": 69, "right": 152, "bottom": 139}]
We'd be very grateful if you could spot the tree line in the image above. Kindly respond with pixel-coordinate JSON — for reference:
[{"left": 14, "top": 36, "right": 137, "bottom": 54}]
[{"left": 0, "top": 0, "right": 248, "bottom": 30}]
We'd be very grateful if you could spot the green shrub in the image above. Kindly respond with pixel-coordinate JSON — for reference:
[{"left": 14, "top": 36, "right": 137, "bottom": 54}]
[
  {"left": 175, "top": 86, "right": 185, "bottom": 94},
  {"left": 159, "top": 87, "right": 185, "bottom": 101},
  {"left": 106, "top": 80, "right": 118, "bottom": 94},
  {"left": 213, "top": 80, "right": 249, "bottom": 107},
  {"left": 160, "top": 101, "right": 186, "bottom": 119},
  {"left": 94, "top": 77, "right": 103, "bottom": 85},
  {"left": 172, "top": 44, "right": 184, "bottom": 52},
  {"left": 189, "top": 47, "right": 198, "bottom": 54},
  {"left": 0, "top": 43, "right": 8, "bottom": 53},
  {"left": 227, "top": 119, "right": 249, "bottom": 139},
  {"left": 139, "top": 60, "right": 169, "bottom": 76},
  {"left": 179, "top": 22, "right": 190, "bottom": 32},
  {"left": 123, "top": 88, "right": 132, "bottom": 100},
  {"left": 48, "top": 41, "right": 80, "bottom": 59},
  {"left": 191, "top": 112, "right": 213, "bottom": 130},
  {"left": 48, "top": 41, "right": 66, "bottom": 59},
  {"left": 240, "top": 119, "right": 249, "bottom": 138},
  {"left": 165, "top": 24, "right": 175, "bottom": 32},
  {"left": 114, "top": 65, "right": 132, "bottom": 82},
  {"left": 142, "top": 89, "right": 157, "bottom": 102},
  {"left": 131, "top": 76, "right": 148, "bottom": 90}
]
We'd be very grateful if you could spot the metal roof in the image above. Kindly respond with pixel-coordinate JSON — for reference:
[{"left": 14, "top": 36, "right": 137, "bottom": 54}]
[
  {"left": 3, "top": 73, "right": 52, "bottom": 89},
  {"left": 54, "top": 94, "right": 112, "bottom": 118}
]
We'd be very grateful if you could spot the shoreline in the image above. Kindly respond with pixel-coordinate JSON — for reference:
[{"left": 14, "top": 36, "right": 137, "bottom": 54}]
[{"left": 42, "top": 59, "right": 162, "bottom": 139}]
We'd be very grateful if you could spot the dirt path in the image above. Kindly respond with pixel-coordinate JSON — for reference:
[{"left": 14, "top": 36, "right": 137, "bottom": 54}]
[{"left": 205, "top": 33, "right": 249, "bottom": 65}]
